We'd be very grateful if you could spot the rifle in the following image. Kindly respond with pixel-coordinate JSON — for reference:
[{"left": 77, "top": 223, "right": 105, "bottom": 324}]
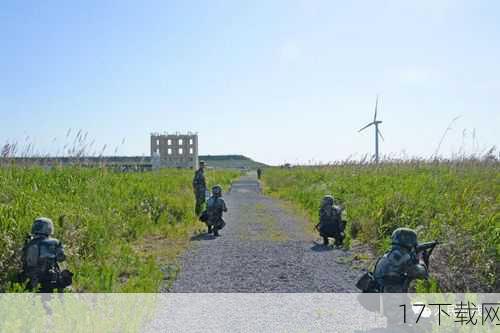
[{"left": 415, "top": 240, "right": 439, "bottom": 268}]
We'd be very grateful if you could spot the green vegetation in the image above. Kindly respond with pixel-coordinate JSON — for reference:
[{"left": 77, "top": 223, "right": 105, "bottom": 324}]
[
  {"left": 262, "top": 162, "right": 499, "bottom": 292},
  {"left": 0, "top": 294, "right": 157, "bottom": 332},
  {"left": 0, "top": 166, "right": 238, "bottom": 292}
]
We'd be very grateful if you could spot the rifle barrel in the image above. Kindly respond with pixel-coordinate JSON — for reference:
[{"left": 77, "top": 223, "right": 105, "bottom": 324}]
[{"left": 416, "top": 240, "right": 439, "bottom": 252}]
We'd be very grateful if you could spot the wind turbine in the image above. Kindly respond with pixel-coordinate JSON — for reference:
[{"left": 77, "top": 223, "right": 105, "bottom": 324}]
[{"left": 359, "top": 95, "right": 385, "bottom": 163}]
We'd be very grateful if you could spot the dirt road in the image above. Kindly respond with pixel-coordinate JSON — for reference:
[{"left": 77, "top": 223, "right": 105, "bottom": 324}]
[{"left": 168, "top": 174, "right": 359, "bottom": 292}]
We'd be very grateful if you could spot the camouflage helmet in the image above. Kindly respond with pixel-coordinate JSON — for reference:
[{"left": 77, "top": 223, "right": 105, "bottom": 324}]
[
  {"left": 391, "top": 227, "right": 417, "bottom": 249},
  {"left": 199, "top": 160, "right": 205, "bottom": 167},
  {"left": 212, "top": 185, "right": 222, "bottom": 197},
  {"left": 321, "top": 195, "right": 334, "bottom": 206},
  {"left": 31, "top": 217, "right": 54, "bottom": 236}
]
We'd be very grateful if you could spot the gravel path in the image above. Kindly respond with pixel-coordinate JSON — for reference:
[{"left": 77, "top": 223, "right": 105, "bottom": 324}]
[{"left": 168, "top": 175, "right": 359, "bottom": 292}]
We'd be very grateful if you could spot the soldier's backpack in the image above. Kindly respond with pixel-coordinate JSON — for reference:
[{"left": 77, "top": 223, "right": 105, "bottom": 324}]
[
  {"left": 206, "top": 197, "right": 218, "bottom": 220},
  {"left": 21, "top": 236, "right": 73, "bottom": 291},
  {"left": 317, "top": 207, "right": 343, "bottom": 237},
  {"left": 21, "top": 236, "right": 40, "bottom": 273},
  {"left": 206, "top": 197, "right": 226, "bottom": 229}
]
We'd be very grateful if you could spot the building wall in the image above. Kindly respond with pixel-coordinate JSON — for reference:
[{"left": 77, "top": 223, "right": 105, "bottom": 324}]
[{"left": 150, "top": 133, "right": 198, "bottom": 169}]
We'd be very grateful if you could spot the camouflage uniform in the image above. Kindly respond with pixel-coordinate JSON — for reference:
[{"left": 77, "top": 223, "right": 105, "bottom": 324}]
[
  {"left": 373, "top": 228, "right": 428, "bottom": 292},
  {"left": 317, "top": 195, "right": 344, "bottom": 246},
  {"left": 192, "top": 162, "right": 206, "bottom": 215},
  {"left": 22, "top": 217, "right": 72, "bottom": 292},
  {"left": 206, "top": 185, "right": 227, "bottom": 237}
]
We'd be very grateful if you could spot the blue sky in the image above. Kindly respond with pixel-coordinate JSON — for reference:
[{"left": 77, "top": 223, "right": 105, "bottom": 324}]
[{"left": 1, "top": 0, "right": 499, "bottom": 165}]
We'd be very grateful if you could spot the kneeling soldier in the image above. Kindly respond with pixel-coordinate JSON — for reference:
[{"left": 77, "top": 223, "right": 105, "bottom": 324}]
[
  {"left": 21, "top": 217, "right": 73, "bottom": 292},
  {"left": 316, "top": 195, "right": 345, "bottom": 247},
  {"left": 373, "top": 227, "right": 429, "bottom": 292},
  {"left": 206, "top": 185, "right": 228, "bottom": 237}
]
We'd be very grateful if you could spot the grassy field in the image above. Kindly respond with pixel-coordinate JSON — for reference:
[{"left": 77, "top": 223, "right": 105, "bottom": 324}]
[
  {"left": 262, "top": 162, "right": 499, "bottom": 292},
  {"left": 0, "top": 166, "right": 238, "bottom": 292}
]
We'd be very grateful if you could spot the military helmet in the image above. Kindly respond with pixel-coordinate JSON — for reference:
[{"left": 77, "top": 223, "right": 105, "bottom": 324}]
[
  {"left": 212, "top": 185, "right": 222, "bottom": 197},
  {"left": 199, "top": 160, "right": 205, "bottom": 166},
  {"left": 391, "top": 227, "right": 417, "bottom": 249},
  {"left": 322, "top": 195, "right": 334, "bottom": 206},
  {"left": 31, "top": 217, "right": 54, "bottom": 236}
]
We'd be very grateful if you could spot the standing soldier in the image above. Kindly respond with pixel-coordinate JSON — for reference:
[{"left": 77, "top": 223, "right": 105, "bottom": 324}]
[
  {"left": 192, "top": 160, "right": 207, "bottom": 215},
  {"left": 257, "top": 167, "right": 262, "bottom": 180},
  {"left": 21, "top": 217, "right": 73, "bottom": 292},
  {"left": 206, "top": 185, "right": 228, "bottom": 237}
]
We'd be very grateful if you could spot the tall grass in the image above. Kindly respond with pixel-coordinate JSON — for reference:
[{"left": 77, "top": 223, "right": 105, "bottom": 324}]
[
  {"left": 0, "top": 166, "right": 238, "bottom": 292},
  {"left": 263, "top": 161, "right": 499, "bottom": 292}
]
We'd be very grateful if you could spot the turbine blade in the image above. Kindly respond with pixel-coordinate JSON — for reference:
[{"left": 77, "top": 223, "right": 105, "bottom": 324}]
[
  {"left": 378, "top": 128, "right": 385, "bottom": 141},
  {"left": 373, "top": 95, "right": 379, "bottom": 122},
  {"left": 358, "top": 122, "right": 375, "bottom": 132}
]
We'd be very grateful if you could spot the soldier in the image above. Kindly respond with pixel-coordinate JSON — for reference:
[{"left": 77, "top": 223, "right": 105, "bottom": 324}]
[
  {"left": 256, "top": 168, "right": 262, "bottom": 180},
  {"left": 372, "top": 228, "right": 429, "bottom": 292},
  {"left": 206, "top": 185, "right": 227, "bottom": 237},
  {"left": 315, "top": 195, "right": 345, "bottom": 247},
  {"left": 21, "top": 217, "right": 73, "bottom": 292},
  {"left": 192, "top": 160, "right": 207, "bottom": 215}
]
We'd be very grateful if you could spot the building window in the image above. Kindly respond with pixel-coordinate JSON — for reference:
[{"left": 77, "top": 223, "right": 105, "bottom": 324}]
[
  {"left": 189, "top": 139, "right": 193, "bottom": 145},
  {"left": 167, "top": 148, "right": 172, "bottom": 155},
  {"left": 156, "top": 139, "right": 160, "bottom": 146},
  {"left": 178, "top": 148, "right": 183, "bottom": 154},
  {"left": 167, "top": 139, "right": 172, "bottom": 145},
  {"left": 189, "top": 148, "right": 193, "bottom": 154},
  {"left": 156, "top": 148, "right": 159, "bottom": 154},
  {"left": 178, "top": 139, "right": 183, "bottom": 145}
]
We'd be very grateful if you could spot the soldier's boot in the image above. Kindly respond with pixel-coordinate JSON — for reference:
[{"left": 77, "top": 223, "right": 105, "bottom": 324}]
[
  {"left": 213, "top": 229, "right": 220, "bottom": 237},
  {"left": 207, "top": 225, "right": 213, "bottom": 234},
  {"left": 323, "top": 236, "right": 329, "bottom": 245},
  {"left": 335, "top": 234, "right": 344, "bottom": 248}
]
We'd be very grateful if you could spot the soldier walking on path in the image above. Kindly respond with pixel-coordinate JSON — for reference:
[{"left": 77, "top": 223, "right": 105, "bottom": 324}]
[
  {"left": 192, "top": 160, "right": 207, "bottom": 215},
  {"left": 257, "top": 167, "right": 262, "bottom": 180}
]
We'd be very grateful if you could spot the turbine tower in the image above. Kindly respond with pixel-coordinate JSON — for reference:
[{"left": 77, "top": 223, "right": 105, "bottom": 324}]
[{"left": 359, "top": 95, "right": 384, "bottom": 163}]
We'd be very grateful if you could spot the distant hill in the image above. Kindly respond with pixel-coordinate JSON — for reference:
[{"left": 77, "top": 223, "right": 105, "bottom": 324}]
[
  {"left": 2, "top": 154, "right": 268, "bottom": 170},
  {"left": 199, "top": 155, "right": 268, "bottom": 169}
]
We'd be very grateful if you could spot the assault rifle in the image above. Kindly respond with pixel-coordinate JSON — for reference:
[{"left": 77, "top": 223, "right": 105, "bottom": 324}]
[{"left": 415, "top": 240, "right": 439, "bottom": 268}]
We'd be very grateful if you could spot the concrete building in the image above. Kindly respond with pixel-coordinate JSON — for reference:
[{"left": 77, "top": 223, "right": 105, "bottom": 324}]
[{"left": 150, "top": 132, "right": 198, "bottom": 169}]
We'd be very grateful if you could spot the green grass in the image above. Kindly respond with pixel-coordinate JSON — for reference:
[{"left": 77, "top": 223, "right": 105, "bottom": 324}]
[
  {"left": 262, "top": 162, "right": 499, "bottom": 292},
  {"left": 0, "top": 166, "right": 238, "bottom": 292}
]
